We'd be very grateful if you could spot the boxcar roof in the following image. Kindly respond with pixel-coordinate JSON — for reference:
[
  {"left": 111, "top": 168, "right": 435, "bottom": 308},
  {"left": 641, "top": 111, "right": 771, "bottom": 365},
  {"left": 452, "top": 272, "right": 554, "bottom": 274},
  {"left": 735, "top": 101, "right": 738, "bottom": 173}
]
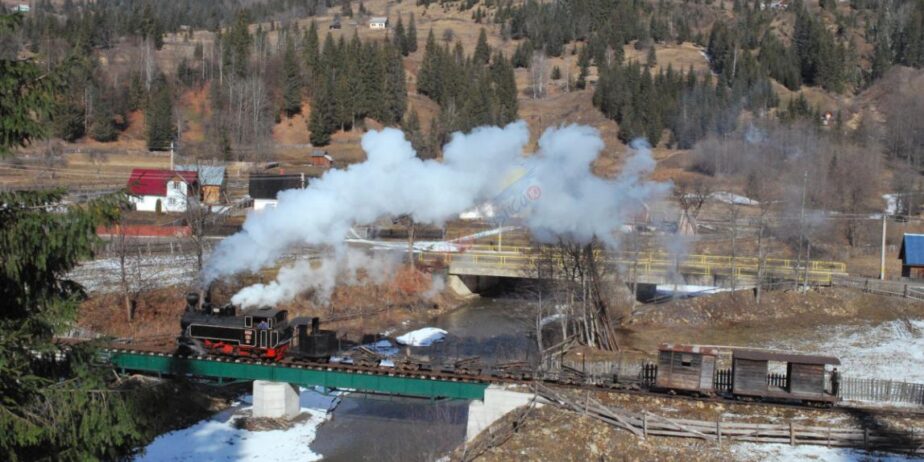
[
  {"left": 733, "top": 349, "right": 840, "bottom": 365},
  {"left": 658, "top": 343, "right": 720, "bottom": 356}
]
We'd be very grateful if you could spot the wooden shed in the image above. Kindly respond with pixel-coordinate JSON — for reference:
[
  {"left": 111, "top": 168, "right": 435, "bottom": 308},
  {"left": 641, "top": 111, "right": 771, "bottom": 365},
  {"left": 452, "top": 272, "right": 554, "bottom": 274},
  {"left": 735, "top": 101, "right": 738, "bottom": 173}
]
[
  {"left": 899, "top": 234, "right": 924, "bottom": 280},
  {"left": 310, "top": 151, "right": 334, "bottom": 168},
  {"left": 655, "top": 343, "right": 719, "bottom": 394},
  {"left": 732, "top": 349, "right": 840, "bottom": 402}
]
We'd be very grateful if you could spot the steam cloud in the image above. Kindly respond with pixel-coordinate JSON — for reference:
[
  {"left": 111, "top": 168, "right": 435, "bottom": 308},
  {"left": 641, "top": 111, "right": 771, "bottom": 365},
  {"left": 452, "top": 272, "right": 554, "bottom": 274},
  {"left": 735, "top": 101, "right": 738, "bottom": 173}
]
[{"left": 205, "top": 121, "right": 670, "bottom": 307}]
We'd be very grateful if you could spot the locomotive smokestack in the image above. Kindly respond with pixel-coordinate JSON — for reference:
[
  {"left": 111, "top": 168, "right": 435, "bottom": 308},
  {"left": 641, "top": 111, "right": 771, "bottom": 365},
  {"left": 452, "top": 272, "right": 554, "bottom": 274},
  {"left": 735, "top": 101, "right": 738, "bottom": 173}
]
[
  {"left": 185, "top": 292, "right": 200, "bottom": 311},
  {"left": 311, "top": 317, "right": 320, "bottom": 334}
]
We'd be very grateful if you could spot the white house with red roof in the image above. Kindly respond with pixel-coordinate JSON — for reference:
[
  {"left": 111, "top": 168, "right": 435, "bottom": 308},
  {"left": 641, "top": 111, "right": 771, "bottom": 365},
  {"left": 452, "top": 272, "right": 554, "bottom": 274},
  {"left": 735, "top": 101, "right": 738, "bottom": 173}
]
[{"left": 127, "top": 168, "right": 198, "bottom": 212}]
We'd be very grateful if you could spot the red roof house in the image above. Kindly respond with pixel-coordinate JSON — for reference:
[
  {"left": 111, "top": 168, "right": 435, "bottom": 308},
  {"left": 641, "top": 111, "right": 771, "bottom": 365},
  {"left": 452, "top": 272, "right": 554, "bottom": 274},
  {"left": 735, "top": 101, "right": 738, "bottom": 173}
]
[{"left": 127, "top": 168, "right": 198, "bottom": 212}]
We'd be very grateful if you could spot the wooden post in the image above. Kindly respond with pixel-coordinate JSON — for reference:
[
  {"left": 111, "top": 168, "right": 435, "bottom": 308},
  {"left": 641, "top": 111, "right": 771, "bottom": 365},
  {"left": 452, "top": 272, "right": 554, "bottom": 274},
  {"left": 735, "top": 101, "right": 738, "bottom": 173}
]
[
  {"left": 789, "top": 421, "right": 795, "bottom": 446},
  {"left": 643, "top": 414, "right": 648, "bottom": 438},
  {"left": 864, "top": 427, "right": 869, "bottom": 450},
  {"left": 716, "top": 415, "right": 722, "bottom": 445}
]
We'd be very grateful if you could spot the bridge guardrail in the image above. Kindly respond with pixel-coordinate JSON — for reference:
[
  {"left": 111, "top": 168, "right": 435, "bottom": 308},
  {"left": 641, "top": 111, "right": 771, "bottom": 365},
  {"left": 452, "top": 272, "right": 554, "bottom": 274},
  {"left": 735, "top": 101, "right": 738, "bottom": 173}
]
[{"left": 418, "top": 250, "right": 846, "bottom": 283}]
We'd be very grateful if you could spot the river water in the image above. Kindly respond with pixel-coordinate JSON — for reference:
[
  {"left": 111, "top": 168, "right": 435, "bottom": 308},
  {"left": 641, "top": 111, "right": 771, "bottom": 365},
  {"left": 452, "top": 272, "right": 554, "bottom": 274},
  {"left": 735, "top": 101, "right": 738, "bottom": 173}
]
[{"left": 311, "top": 297, "right": 541, "bottom": 461}]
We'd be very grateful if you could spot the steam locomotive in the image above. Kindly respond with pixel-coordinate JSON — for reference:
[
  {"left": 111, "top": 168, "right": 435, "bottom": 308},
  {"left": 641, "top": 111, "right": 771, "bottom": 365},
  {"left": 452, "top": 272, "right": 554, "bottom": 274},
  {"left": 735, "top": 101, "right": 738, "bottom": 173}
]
[{"left": 178, "top": 292, "right": 338, "bottom": 361}]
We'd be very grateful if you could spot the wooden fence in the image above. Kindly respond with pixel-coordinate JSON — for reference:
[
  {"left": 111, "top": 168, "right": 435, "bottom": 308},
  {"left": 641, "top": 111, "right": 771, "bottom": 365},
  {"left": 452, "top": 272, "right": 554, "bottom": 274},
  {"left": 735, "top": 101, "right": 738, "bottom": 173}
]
[
  {"left": 536, "top": 384, "right": 924, "bottom": 455},
  {"left": 833, "top": 276, "right": 924, "bottom": 302},
  {"left": 839, "top": 376, "right": 924, "bottom": 406}
]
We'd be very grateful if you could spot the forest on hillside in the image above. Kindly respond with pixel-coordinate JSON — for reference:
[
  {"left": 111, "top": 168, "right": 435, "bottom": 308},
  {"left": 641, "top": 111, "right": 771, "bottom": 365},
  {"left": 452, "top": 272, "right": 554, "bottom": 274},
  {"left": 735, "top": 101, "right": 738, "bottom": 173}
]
[{"left": 2, "top": 0, "right": 923, "bottom": 169}]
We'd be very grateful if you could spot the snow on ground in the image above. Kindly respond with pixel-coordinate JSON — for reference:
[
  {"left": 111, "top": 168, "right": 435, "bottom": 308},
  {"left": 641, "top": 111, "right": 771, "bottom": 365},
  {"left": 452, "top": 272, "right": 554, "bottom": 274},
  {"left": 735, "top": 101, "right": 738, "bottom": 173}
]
[
  {"left": 396, "top": 327, "right": 448, "bottom": 346},
  {"left": 733, "top": 442, "right": 922, "bottom": 461},
  {"left": 134, "top": 387, "right": 339, "bottom": 462},
  {"left": 765, "top": 319, "right": 924, "bottom": 383},
  {"left": 655, "top": 285, "right": 732, "bottom": 297},
  {"left": 70, "top": 254, "right": 197, "bottom": 293},
  {"left": 711, "top": 191, "right": 759, "bottom": 206}
]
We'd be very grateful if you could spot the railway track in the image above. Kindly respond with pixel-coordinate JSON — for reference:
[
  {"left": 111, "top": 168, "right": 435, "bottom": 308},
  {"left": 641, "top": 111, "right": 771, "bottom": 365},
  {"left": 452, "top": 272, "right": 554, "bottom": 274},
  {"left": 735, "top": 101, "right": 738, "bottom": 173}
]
[{"left": 97, "top": 344, "right": 924, "bottom": 419}]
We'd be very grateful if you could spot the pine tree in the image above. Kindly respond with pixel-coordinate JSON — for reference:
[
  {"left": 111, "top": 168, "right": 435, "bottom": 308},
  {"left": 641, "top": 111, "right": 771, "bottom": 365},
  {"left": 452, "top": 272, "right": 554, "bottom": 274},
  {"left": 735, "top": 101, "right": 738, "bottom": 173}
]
[
  {"left": 0, "top": 14, "right": 55, "bottom": 154},
  {"left": 226, "top": 11, "right": 252, "bottom": 77},
  {"left": 474, "top": 28, "right": 491, "bottom": 65},
  {"left": 417, "top": 30, "right": 439, "bottom": 97},
  {"left": 647, "top": 45, "right": 657, "bottom": 67},
  {"left": 382, "top": 44, "right": 408, "bottom": 125},
  {"left": 89, "top": 88, "right": 118, "bottom": 142},
  {"left": 394, "top": 16, "right": 409, "bottom": 56},
  {"left": 282, "top": 39, "right": 302, "bottom": 117},
  {"left": 309, "top": 76, "right": 336, "bottom": 146},
  {"left": 491, "top": 52, "right": 518, "bottom": 125},
  {"left": 302, "top": 22, "right": 320, "bottom": 93},
  {"left": 407, "top": 14, "right": 418, "bottom": 53},
  {"left": 0, "top": 189, "right": 157, "bottom": 460},
  {"left": 551, "top": 65, "right": 561, "bottom": 80},
  {"left": 145, "top": 78, "right": 174, "bottom": 151}
]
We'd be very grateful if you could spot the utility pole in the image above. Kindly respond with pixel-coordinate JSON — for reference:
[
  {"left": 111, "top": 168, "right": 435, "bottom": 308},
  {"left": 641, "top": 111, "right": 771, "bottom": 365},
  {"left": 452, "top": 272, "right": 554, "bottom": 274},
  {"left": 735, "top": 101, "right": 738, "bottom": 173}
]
[
  {"left": 797, "top": 171, "right": 807, "bottom": 287},
  {"left": 880, "top": 213, "right": 887, "bottom": 280},
  {"left": 170, "top": 141, "right": 175, "bottom": 170}
]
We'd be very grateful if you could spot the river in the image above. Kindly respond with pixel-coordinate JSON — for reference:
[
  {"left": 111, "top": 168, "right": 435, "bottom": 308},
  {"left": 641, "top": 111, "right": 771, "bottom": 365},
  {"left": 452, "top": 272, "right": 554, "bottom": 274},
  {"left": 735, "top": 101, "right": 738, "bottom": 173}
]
[{"left": 310, "top": 297, "right": 542, "bottom": 461}]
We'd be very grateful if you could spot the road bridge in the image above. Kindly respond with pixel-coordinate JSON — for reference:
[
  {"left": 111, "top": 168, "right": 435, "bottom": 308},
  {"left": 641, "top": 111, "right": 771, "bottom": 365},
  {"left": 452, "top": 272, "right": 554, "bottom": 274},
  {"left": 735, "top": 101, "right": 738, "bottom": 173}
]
[{"left": 417, "top": 246, "right": 847, "bottom": 286}]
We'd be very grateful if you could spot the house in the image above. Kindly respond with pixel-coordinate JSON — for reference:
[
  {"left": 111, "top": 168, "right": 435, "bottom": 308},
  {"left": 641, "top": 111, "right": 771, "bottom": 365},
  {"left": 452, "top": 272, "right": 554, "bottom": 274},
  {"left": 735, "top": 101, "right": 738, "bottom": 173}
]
[
  {"left": 176, "top": 164, "right": 226, "bottom": 204},
  {"left": 127, "top": 168, "right": 198, "bottom": 213},
  {"left": 899, "top": 233, "right": 924, "bottom": 279},
  {"left": 310, "top": 151, "right": 334, "bottom": 168},
  {"left": 249, "top": 174, "right": 304, "bottom": 210},
  {"left": 369, "top": 17, "right": 388, "bottom": 29},
  {"left": 12, "top": 4, "right": 30, "bottom": 13}
]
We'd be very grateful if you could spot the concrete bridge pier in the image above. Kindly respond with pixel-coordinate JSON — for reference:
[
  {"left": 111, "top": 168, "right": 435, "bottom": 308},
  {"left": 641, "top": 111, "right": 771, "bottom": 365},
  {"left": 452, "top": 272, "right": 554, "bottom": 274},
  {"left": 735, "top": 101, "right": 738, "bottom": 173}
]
[
  {"left": 252, "top": 380, "right": 300, "bottom": 419},
  {"left": 465, "top": 385, "right": 542, "bottom": 442}
]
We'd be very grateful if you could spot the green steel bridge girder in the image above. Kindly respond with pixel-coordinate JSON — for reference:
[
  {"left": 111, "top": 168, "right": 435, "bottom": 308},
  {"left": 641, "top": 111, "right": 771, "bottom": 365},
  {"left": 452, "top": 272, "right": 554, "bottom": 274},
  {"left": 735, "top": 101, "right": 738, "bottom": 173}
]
[{"left": 107, "top": 351, "right": 488, "bottom": 401}]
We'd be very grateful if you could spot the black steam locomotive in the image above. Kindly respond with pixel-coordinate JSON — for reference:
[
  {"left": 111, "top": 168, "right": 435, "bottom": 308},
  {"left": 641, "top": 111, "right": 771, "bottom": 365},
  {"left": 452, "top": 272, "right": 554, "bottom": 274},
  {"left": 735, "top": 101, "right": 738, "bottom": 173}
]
[{"left": 178, "top": 292, "right": 338, "bottom": 361}]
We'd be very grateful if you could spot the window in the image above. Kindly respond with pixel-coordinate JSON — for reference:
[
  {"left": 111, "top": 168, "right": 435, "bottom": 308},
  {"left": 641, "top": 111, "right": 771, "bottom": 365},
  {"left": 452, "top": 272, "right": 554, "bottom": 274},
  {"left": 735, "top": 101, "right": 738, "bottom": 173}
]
[{"left": 681, "top": 354, "right": 693, "bottom": 367}]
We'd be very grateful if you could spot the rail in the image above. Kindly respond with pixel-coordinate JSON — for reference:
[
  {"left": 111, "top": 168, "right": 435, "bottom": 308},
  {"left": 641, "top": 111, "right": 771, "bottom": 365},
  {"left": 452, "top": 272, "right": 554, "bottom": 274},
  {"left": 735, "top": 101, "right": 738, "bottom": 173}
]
[
  {"left": 100, "top": 349, "right": 489, "bottom": 400},
  {"left": 418, "top": 249, "right": 847, "bottom": 283}
]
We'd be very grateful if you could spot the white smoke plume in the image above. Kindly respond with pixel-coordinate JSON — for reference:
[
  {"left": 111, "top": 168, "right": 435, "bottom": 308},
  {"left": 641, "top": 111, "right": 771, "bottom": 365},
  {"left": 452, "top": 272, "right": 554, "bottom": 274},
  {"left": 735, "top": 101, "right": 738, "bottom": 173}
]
[
  {"left": 230, "top": 248, "right": 401, "bottom": 307},
  {"left": 205, "top": 121, "right": 670, "bottom": 307}
]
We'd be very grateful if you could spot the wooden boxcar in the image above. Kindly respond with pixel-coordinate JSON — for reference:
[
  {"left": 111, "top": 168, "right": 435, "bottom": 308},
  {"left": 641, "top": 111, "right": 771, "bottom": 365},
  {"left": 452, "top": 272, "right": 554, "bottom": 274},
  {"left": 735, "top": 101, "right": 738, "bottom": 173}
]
[
  {"left": 732, "top": 349, "right": 840, "bottom": 404},
  {"left": 655, "top": 344, "right": 719, "bottom": 394}
]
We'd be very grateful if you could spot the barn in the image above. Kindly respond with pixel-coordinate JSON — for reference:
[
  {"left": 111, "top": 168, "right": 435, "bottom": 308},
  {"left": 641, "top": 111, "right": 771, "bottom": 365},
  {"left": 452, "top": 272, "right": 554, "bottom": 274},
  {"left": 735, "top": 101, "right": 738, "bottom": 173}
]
[
  {"left": 309, "top": 151, "right": 334, "bottom": 168},
  {"left": 899, "top": 233, "right": 924, "bottom": 280},
  {"left": 249, "top": 174, "right": 304, "bottom": 210},
  {"left": 176, "top": 164, "right": 226, "bottom": 204},
  {"left": 127, "top": 168, "right": 198, "bottom": 213}
]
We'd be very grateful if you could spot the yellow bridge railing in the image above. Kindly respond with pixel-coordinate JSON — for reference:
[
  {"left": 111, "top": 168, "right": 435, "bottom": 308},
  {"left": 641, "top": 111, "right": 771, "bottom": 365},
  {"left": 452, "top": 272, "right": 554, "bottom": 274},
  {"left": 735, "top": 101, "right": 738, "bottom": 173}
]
[{"left": 416, "top": 248, "right": 847, "bottom": 283}]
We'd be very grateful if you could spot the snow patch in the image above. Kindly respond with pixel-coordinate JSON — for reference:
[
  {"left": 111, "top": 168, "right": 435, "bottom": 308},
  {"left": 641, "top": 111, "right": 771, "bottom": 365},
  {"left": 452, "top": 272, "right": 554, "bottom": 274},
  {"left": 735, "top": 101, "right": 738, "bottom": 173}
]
[
  {"left": 711, "top": 191, "right": 759, "bottom": 206},
  {"left": 766, "top": 319, "right": 924, "bottom": 382},
  {"left": 396, "top": 327, "right": 448, "bottom": 346},
  {"left": 134, "top": 387, "right": 339, "bottom": 462},
  {"left": 733, "top": 442, "right": 921, "bottom": 461}
]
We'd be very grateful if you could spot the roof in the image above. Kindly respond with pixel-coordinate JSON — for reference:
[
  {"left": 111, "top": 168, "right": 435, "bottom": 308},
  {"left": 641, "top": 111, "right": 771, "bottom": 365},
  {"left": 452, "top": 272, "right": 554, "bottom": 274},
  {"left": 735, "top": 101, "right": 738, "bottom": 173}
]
[
  {"left": 248, "top": 174, "right": 303, "bottom": 200},
  {"left": 899, "top": 234, "right": 924, "bottom": 266},
  {"left": 175, "top": 164, "right": 226, "bottom": 186},
  {"left": 369, "top": 16, "right": 388, "bottom": 23},
  {"left": 733, "top": 349, "right": 840, "bottom": 365},
  {"left": 127, "top": 169, "right": 197, "bottom": 196},
  {"left": 658, "top": 343, "right": 719, "bottom": 356}
]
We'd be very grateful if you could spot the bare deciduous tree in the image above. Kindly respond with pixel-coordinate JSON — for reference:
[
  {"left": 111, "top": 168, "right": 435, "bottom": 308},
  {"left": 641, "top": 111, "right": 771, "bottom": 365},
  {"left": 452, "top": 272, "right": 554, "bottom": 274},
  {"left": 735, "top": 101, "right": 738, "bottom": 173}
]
[{"left": 530, "top": 51, "right": 548, "bottom": 99}]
